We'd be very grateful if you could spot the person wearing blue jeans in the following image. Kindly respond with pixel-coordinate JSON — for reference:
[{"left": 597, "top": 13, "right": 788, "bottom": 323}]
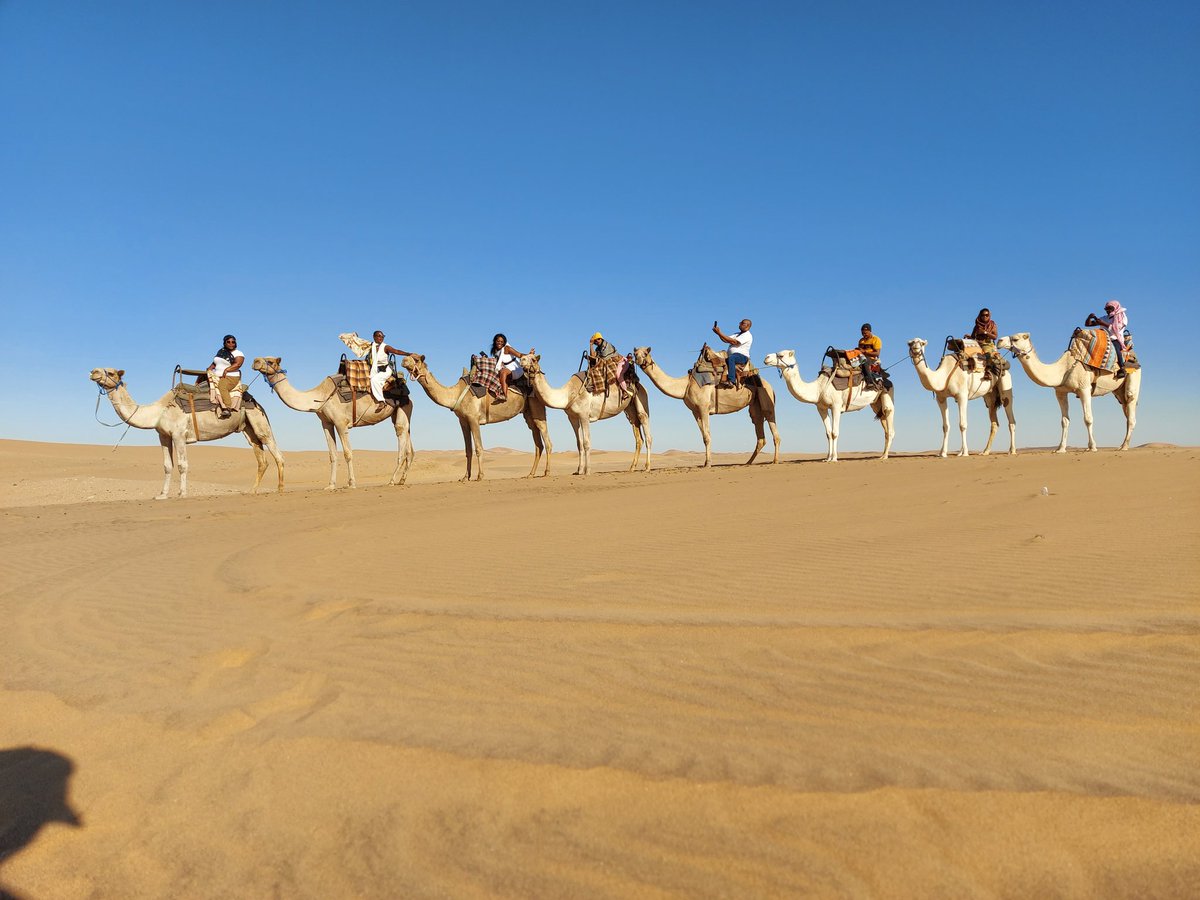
[{"left": 712, "top": 318, "right": 753, "bottom": 388}]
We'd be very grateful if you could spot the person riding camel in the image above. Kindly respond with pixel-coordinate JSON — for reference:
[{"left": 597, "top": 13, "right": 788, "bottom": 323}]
[
  {"left": 1086, "top": 301, "right": 1130, "bottom": 377},
  {"left": 364, "top": 331, "right": 414, "bottom": 410},
  {"left": 587, "top": 332, "right": 630, "bottom": 399},
  {"left": 711, "top": 319, "right": 753, "bottom": 388},
  {"left": 857, "top": 323, "right": 882, "bottom": 386},
  {"left": 207, "top": 334, "right": 244, "bottom": 418},
  {"left": 490, "top": 333, "right": 532, "bottom": 401},
  {"left": 969, "top": 308, "right": 998, "bottom": 349}
]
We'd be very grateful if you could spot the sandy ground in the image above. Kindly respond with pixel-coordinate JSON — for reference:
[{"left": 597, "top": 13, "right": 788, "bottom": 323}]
[{"left": 1, "top": 438, "right": 1198, "bottom": 898}]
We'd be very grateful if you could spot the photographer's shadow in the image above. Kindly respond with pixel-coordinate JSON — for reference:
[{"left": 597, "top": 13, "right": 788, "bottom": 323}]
[{"left": 0, "top": 747, "right": 81, "bottom": 900}]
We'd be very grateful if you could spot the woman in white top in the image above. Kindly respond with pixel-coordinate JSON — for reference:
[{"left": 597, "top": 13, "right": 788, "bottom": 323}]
[
  {"left": 207, "top": 334, "right": 245, "bottom": 417},
  {"left": 490, "top": 332, "right": 533, "bottom": 401}
]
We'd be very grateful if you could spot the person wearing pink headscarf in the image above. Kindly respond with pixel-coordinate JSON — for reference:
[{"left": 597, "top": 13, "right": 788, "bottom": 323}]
[{"left": 1086, "top": 301, "right": 1130, "bottom": 376}]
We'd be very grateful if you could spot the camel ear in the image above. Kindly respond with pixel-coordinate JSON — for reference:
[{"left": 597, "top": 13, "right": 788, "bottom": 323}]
[{"left": 117, "top": 369, "right": 125, "bottom": 377}]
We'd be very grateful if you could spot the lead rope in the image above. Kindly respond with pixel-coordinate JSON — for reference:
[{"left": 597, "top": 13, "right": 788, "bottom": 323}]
[{"left": 94, "top": 382, "right": 137, "bottom": 452}]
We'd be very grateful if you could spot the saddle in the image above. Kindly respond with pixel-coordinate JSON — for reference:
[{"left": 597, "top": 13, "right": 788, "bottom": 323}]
[
  {"left": 171, "top": 383, "right": 260, "bottom": 414},
  {"left": 585, "top": 353, "right": 633, "bottom": 395},
  {"left": 337, "top": 356, "right": 411, "bottom": 403},
  {"left": 1069, "top": 327, "right": 1139, "bottom": 373},
  {"left": 946, "top": 337, "right": 1009, "bottom": 376},
  {"left": 692, "top": 344, "right": 760, "bottom": 388},
  {"left": 821, "top": 347, "right": 891, "bottom": 391},
  {"left": 470, "top": 355, "right": 528, "bottom": 400}
]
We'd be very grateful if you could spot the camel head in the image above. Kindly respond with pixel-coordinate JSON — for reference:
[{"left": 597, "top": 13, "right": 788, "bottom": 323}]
[
  {"left": 89, "top": 368, "right": 125, "bottom": 389},
  {"left": 401, "top": 354, "right": 427, "bottom": 378},
  {"left": 762, "top": 350, "right": 796, "bottom": 370},
  {"left": 252, "top": 357, "right": 282, "bottom": 377},
  {"left": 998, "top": 333, "right": 1032, "bottom": 360},
  {"left": 632, "top": 347, "right": 653, "bottom": 369},
  {"left": 518, "top": 353, "right": 541, "bottom": 376},
  {"left": 907, "top": 338, "right": 927, "bottom": 361}
]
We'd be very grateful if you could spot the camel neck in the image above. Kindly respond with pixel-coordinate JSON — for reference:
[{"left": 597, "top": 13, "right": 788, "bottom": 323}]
[
  {"left": 107, "top": 384, "right": 162, "bottom": 429},
  {"left": 639, "top": 359, "right": 687, "bottom": 400},
  {"left": 529, "top": 371, "right": 578, "bottom": 409}
]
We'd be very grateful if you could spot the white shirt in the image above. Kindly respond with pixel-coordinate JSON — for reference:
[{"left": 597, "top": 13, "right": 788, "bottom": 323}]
[
  {"left": 369, "top": 342, "right": 391, "bottom": 370},
  {"left": 212, "top": 349, "right": 244, "bottom": 378},
  {"left": 729, "top": 330, "right": 752, "bottom": 358}
]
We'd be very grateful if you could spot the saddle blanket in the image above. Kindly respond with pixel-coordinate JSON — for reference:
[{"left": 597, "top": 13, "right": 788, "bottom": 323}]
[
  {"left": 471, "top": 355, "right": 504, "bottom": 399},
  {"left": 586, "top": 354, "right": 627, "bottom": 394},
  {"left": 330, "top": 373, "right": 408, "bottom": 405},
  {"left": 342, "top": 358, "right": 374, "bottom": 393},
  {"left": 172, "top": 386, "right": 260, "bottom": 414},
  {"left": 1070, "top": 328, "right": 1114, "bottom": 371}
]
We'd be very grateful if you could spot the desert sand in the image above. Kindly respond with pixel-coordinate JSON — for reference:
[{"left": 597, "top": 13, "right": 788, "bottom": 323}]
[{"left": 1, "top": 438, "right": 1198, "bottom": 898}]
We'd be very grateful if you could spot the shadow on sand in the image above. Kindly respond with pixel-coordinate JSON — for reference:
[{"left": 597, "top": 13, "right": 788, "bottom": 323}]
[{"left": 0, "top": 747, "right": 81, "bottom": 900}]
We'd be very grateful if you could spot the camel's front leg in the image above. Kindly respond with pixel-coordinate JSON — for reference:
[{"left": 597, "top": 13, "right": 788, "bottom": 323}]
[
  {"left": 817, "top": 404, "right": 835, "bottom": 462},
  {"left": 337, "top": 424, "right": 358, "bottom": 488},
  {"left": 827, "top": 403, "right": 842, "bottom": 463},
  {"left": 1053, "top": 391, "right": 1071, "bottom": 453},
  {"left": 692, "top": 407, "right": 713, "bottom": 467},
  {"left": 936, "top": 396, "right": 951, "bottom": 458},
  {"left": 1079, "top": 389, "right": 1098, "bottom": 452},
  {"left": 875, "top": 396, "right": 895, "bottom": 460},
  {"left": 173, "top": 432, "right": 190, "bottom": 498},
  {"left": 573, "top": 415, "right": 591, "bottom": 476},
  {"left": 157, "top": 434, "right": 174, "bottom": 500},
  {"left": 1002, "top": 391, "right": 1017, "bottom": 455},
  {"left": 389, "top": 407, "right": 412, "bottom": 485},
  {"left": 321, "top": 420, "right": 340, "bottom": 490},
  {"left": 954, "top": 393, "right": 969, "bottom": 457},
  {"left": 458, "top": 419, "right": 474, "bottom": 482}
]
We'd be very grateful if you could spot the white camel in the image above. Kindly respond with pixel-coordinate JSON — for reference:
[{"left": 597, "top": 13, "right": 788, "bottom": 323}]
[
  {"left": 906, "top": 338, "right": 1016, "bottom": 457},
  {"left": 632, "top": 346, "right": 779, "bottom": 467},
  {"left": 89, "top": 368, "right": 284, "bottom": 499},
  {"left": 997, "top": 332, "right": 1140, "bottom": 452},
  {"left": 519, "top": 354, "right": 652, "bottom": 475},
  {"left": 252, "top": 356, "right": 413, "bottom": 490},
  {"left": 402, "top": 354, "right": 551, "bottom": 481},
  {"left": 761, "top": 350, "right": 894, "bottom": 461}
]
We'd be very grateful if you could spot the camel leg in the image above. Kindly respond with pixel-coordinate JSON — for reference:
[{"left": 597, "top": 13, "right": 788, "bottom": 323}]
[
  {"left": 472, "top": 419, "right": 487, "bottom": 481},
  {"left": 458, "top": 419, "right": 474, "bottom": 482},
  {"left": 524, "top": 410, "right": 551, "bottom": 478},
  {"left": 1053, "top": 391, "right": 1071, "bottom": 453},
  {"left": 624, "top": 405, "right": 643, "bottom": 472},
  {"left": 692, "top": 407, "right": 713, "bottom": 467},
  {"left": 828, "top": 403, "right": 842, "bottom": 463},
  {"left": 639, "top": 406, "right": 653, "bottom": 472},
  {"left": 955, "top": 395, "right": 969, "bottom": 457},
  {"left": 321, "top": 419, "right": 340, "bottom": 490},
  {"left": 1002, "top": 390, "right": 1017, "bottom": 455},
  {"left": 876, "top": 396, "right": 895, "bottom": 460},
  {"left": 173, "top": 431, "right": 189, "bottom": 499},
  {"left": 817, "top": 404, "right": 834, "bottom": 462},
  {"left": 758, "top": 390, "right": 779, "bottom": 464},
  {"left": 746, "top": 404, "right": 765, "bottom": 466},
  {"left": 243, "top": 430, "right": 268, "bottom": 494},
  {"left": 264, "top": 435, "right": 284, "bottom": 493},
  {"left": 156, "top": 434, "right": 174, "bottom": 501},
  {"left": 936, "top": 396, "right": 951, "bottom": 458},
  {"left": 337, "top": 424, "right": 357, "bottom": 488},
  {"left": 767, "top": 417, "right": 780, "bottom": 464},
  {"left": 981, "top": 395, "right": 999, "bottom": 456},
  {"left": 1117, "top": 381, "right": 1137, "bottom": 451},
  {"left": 389, "top": 407, "right": 411, "bottom": 485},
  {"left": 1080, "top": 389, "right": 1098, "bottom": 452},
  {"left": 570, "top": 414, "right": 586, "bottom": 475}
]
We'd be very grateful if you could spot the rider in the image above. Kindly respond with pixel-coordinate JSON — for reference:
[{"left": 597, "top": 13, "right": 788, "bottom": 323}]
[
  {"left": 587, "top": 332, "right": 630, "bottom": 399},
  {"left": 711, "top": 319, "right": 753, "bottom": 388},
  {"left": 366, "top": 330, "right": 414, "bottom": 407},
  {"left": 207, "top": 334, "right": 244, "bottom": 418},
  {"left": 490, "top": 333, "right": 533, "bottom": 401},
  {"left": 1086, "top": 301, "right": 1129, "bottom": 377},
  {"left": 857, "top": 323, "right": 882, "bottom": 386}
]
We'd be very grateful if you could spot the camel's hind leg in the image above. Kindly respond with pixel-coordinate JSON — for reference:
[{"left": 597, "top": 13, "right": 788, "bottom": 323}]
[
  {"left": 875, "top": 394, "right": 895, "bottom": 460},
  {"left": 623, "top": 403, "right": 648, "bottom": 471},
  {"left": 691, "top": 406, "right": 713, "bottom": 467},
  {"left": 1002, "top": 389, "right": 1017, "bottom": 455},
  {"left": 458, "top": 418, "right": 476, "bottom": 482},
  {"left": 157, "top": 433, "right": 175, "bottom": 501},
  {"left": 980, "top": 394, "right": 999, "bottom": 456},
  {"left": 523, "top": 408, "right": 551, "bottom": 478},
  {"left": 243, "top": 413, "right": 284, "bottom": 494},
  {"left": 1117, "top": 381, "right": 1137, "bottom": 451}
]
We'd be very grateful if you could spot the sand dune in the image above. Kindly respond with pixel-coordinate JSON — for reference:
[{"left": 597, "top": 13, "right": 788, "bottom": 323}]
[{"left": 1, "top": 440, "right": 1198, "bottom": 897}]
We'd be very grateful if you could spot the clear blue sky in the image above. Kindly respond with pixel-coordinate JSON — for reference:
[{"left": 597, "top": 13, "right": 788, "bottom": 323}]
[{"left": 2, "top": 1, "right": 1197, "bottom": 455}]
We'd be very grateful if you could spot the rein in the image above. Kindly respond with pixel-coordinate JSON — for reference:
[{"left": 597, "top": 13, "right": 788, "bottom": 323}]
[{"left": 93, "top": 380, "right": 137, "bottom": 451}]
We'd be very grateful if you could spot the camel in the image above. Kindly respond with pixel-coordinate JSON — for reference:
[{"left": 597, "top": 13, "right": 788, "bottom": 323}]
[
  {"left": 997, "top": 332, "right": 1140, "bottom": 452},
  {"left": 761, "top": 350, "right": 894, "bottom": 461},
  {"left": 402, "top": 354, "right": 551, "bottom": 481},
  {"left": 89, "top": 367, "right": 284, "bottom": 499},
  {"left": 251, "top": 356, "right": 413, "bottom": 490},
  {"left": 518, "top": 353, "right": 652, "bottom": 475},
  {"left": 906, "top": 338, "right": 1016, "bottom": 457},
  {"left": 631, "top": 346, "right": 779, "bottom": 467}
]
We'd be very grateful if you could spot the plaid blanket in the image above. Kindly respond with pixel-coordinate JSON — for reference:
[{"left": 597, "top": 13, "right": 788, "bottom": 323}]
[
  {"left": 586, "top": 354, "right": 626, "bottom": 394},
  {"left": 471, "top": 355, "right": 504, "bottom": 399},
  {"left": 344, "top": 358, "right": 373, "bottom": 392},
  {"left": 1070, "top": 328, "right": 1114, "bottom": 371}
]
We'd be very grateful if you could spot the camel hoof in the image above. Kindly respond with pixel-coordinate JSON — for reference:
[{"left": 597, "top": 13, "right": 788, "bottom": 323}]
[
  {"left": 154, "top": 494, "right": 169, "bottom": 501},
  {"left": 324, "top": 485, "right": 337, "bottom": 492}
]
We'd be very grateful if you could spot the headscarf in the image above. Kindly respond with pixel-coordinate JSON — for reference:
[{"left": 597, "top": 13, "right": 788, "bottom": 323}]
[
  {"left": 215, "top": 335, "right": 237, "bottom": 362},
  {"left": 1104, "top": 301, "right": 1127, "bottom": 334},
  {"left": 972, "top": 310, "right": 997, "bottom": 340}
]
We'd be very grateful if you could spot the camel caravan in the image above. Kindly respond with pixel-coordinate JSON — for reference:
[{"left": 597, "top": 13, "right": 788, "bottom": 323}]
[{"left": 89, "top": 304, "right": 1141, "bottom": 498}]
